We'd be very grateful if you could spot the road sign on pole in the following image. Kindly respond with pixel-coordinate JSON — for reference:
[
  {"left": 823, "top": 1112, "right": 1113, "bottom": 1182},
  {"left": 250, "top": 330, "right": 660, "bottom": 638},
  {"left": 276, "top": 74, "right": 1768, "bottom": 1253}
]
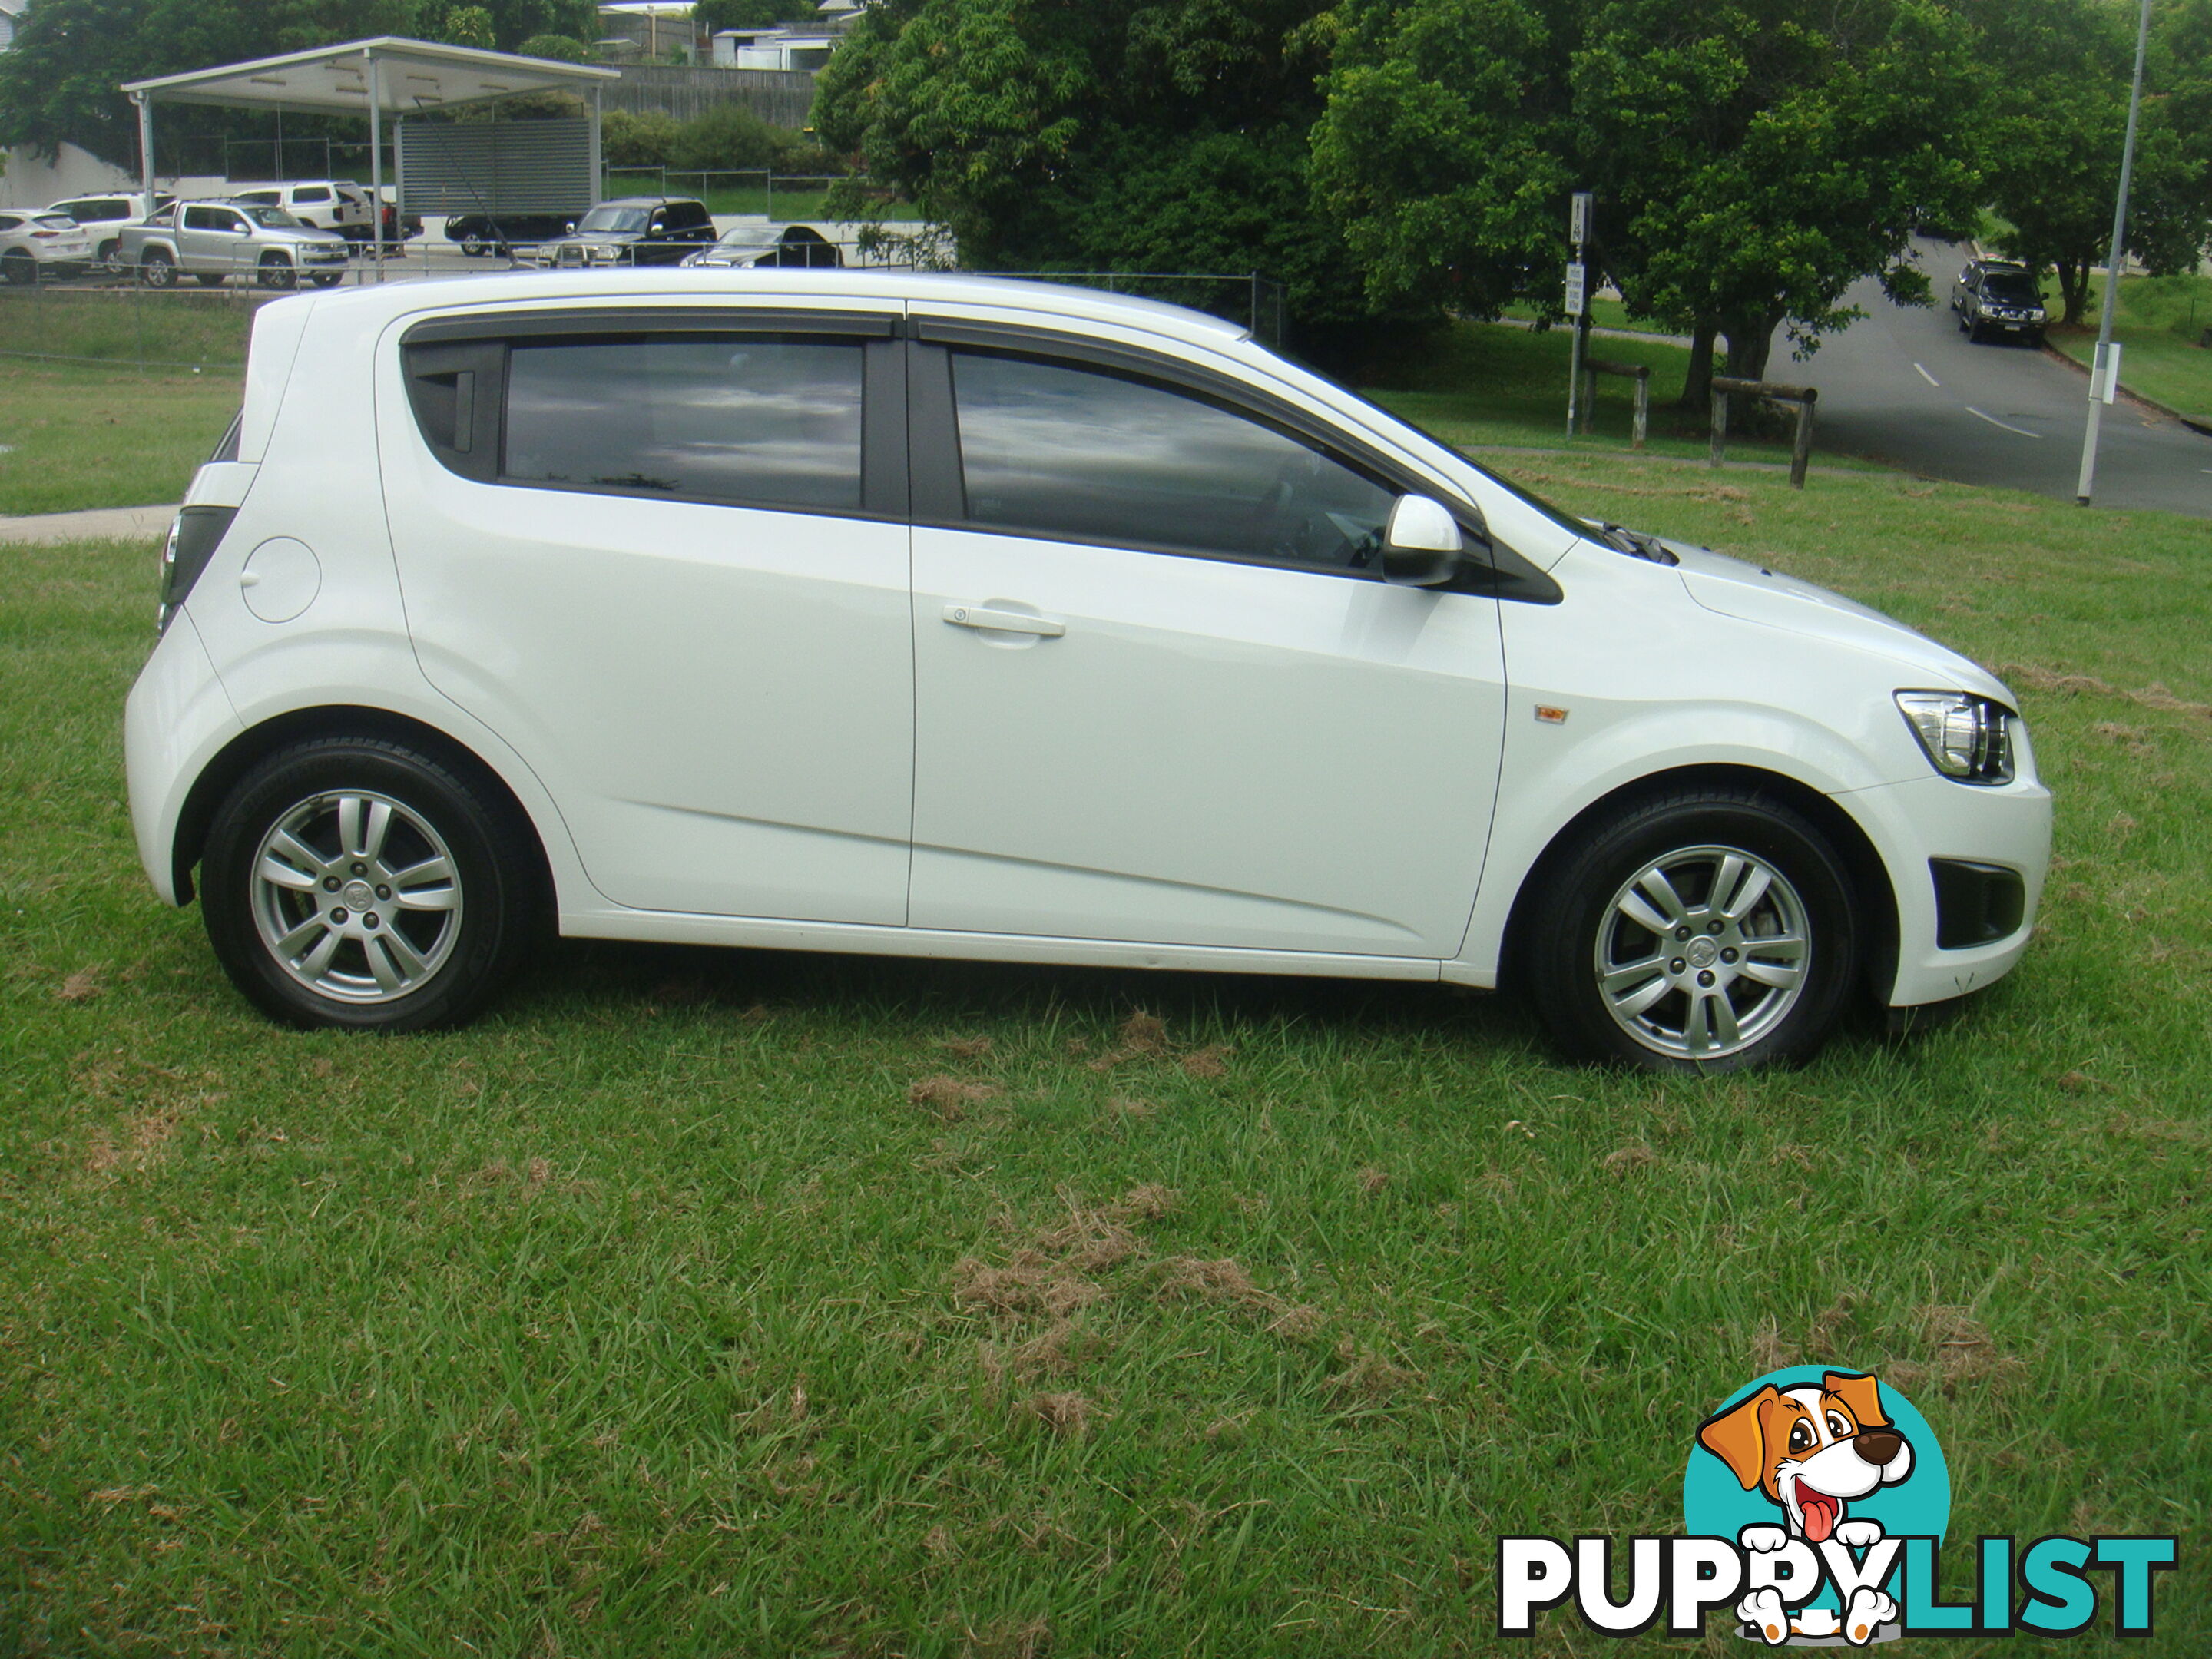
[
  {"left": 1565, "top": 260, "right": 1587, "bottom": 319},
  {"left": 1570, "top": 191, "right": 1592, "bottom": 249},
  {"left": 1566, "top": 190, "right": 1594, "bottom": 436}
]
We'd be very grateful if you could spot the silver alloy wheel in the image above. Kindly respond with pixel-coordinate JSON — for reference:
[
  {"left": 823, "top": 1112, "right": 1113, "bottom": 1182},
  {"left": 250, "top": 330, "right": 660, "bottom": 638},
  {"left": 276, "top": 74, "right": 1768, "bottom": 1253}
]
[
  {"left": 250, "top": 790, "right": 463, "bottom": 1004},
  {"left": 1594, "top": 843, "right": 1810, "bottom": 1061}
]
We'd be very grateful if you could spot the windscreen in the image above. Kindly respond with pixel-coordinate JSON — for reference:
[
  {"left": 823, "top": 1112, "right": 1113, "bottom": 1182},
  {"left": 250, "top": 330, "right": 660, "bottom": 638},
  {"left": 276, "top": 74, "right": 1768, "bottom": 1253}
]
[
  {"left": 1983, "top": 274, "right": 2041, "bottom": 304},
  {"left": 578, "top": 207, "right": 648, "bottom": 233}
]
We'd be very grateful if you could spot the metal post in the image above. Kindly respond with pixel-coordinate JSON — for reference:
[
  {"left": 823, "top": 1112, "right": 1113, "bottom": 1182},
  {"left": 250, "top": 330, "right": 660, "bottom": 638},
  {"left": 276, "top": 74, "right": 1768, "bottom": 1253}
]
[
  {"left": 1709, "top": 389, "right": 1728, "bottom": 469},
  {"left": 1790, "top": 393, "right": 1818, "bottom": 489},
  {"left": 135, "top": 93, "right": 156, "bottom": 211},
  {"left": 1631, "top": 372, "right": 1648, "bottom": 451},
  {"left": 2077, "top": 0, "right": 2154, "bottom": 506},
  {"left": 590, "top": 85, "right": 604, "bottom": 206},
  {"left": 367, "top": 51, "right": 385, "bottom": 280},
  {"left": 1566, "top": 310, "right": 1585, "bottom": 437}
]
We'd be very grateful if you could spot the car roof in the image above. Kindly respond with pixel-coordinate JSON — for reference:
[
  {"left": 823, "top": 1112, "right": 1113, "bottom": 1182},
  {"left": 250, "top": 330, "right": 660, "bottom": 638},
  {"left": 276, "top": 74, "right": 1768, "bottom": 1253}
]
[
  {"left": 289, "top": 267, "right": 1253, "bottom": 344},
  {"left": 598, "top": 196, "right": 704, "bottom": 208}
]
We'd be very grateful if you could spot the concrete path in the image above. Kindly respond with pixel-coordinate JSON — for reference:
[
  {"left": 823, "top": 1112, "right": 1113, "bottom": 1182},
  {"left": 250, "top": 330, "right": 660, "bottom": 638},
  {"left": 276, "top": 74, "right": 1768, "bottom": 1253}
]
[{"left": 0, "top": 504, "right": 173, "bottom": 545}]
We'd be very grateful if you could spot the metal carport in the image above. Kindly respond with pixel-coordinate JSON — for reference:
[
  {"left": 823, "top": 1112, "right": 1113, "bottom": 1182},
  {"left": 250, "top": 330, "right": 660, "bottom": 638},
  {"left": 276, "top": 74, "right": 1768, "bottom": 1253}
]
[{"left": 121, "top": 38, "right": 619, "bottom": 273}]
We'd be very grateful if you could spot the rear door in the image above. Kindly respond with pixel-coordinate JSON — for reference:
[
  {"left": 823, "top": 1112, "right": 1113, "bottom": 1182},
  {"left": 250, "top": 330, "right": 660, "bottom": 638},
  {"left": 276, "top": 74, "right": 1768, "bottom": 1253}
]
[{"left": 380, "top": 306, "right": 916, "bottom": 922}]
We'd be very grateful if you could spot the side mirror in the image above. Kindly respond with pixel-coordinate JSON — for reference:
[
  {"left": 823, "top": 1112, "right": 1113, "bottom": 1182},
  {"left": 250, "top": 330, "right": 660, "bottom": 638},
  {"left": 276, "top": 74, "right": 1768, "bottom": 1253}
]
[{"left": 1381, "top": 493, "right": 1468, "bottom": 588}]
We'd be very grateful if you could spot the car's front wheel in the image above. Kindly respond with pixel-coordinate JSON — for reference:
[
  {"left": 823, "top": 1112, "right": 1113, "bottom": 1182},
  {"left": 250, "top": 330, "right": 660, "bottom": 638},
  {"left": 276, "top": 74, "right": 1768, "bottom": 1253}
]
[
  {"left": 1521, "top": 789, "right": 1857, "bottom": 1072},
  {"left": 257, "top": 254, "right": 296, "bottom": 290},
  {"left": 200, "top": 737, "right": 541, "bottom": 1031}
]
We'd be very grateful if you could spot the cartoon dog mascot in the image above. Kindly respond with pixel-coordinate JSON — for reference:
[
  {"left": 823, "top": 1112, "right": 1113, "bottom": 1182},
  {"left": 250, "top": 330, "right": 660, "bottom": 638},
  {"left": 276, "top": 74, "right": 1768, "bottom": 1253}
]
[{"left": 1697, "top": 1371, "right": 1913, "bottom": 1645}]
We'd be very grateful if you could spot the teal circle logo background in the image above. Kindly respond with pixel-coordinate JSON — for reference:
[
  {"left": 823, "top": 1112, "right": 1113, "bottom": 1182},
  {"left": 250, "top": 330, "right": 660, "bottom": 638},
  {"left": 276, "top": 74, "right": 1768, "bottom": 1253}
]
[{"left": 1683, "top": 1368, "right": 1951, "bottom": 1549}]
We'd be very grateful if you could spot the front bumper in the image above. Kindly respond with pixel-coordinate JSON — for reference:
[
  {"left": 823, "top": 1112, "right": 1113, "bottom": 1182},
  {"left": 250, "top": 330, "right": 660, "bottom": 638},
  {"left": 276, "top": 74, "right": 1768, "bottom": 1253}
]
[{"left": 1835, "top": 768, "right": 2053, "bottom": 1007}]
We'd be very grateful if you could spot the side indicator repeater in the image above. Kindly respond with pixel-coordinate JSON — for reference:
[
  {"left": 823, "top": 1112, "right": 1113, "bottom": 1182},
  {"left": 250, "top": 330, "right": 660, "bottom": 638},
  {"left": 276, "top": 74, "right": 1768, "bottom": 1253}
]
[{"left": 1534, "top": 705, "right": 1569, "bottom": 725}]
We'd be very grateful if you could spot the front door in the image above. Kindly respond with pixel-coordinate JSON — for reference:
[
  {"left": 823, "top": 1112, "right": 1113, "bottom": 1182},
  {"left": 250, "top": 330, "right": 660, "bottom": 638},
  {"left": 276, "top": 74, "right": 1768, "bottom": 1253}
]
[
  {"left": 380, "top": 316, "right": 915, "bottom": 924},
  {"left": 907, "top": 341, "right": 1507, "bottom": 958}
]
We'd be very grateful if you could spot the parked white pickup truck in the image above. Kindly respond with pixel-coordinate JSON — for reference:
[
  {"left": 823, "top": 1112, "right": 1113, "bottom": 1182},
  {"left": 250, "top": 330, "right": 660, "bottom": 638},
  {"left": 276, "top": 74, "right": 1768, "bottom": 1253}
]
[{"left": 118, "top": 200, "right": 353, "bottom": 290}]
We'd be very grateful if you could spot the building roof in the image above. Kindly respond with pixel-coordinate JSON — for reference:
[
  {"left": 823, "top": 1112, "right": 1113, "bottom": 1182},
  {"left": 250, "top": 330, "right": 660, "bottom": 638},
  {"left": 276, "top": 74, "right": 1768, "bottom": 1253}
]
[{"left": 121, "top": 37, "right": 618, "bottom": 116}]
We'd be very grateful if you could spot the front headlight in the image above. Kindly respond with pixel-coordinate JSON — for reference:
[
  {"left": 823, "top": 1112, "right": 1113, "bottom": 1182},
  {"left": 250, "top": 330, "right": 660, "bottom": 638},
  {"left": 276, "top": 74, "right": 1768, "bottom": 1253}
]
[{"left": 1896, "top": 690, "right": 2016, "bottom": 784}]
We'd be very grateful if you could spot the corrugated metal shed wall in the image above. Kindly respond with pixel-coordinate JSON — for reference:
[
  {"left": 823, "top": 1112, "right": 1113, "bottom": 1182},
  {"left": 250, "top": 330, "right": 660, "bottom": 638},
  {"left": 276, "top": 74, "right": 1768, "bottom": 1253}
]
[{"left": 396, "top": 119, "right": 595, "bottom": 214}]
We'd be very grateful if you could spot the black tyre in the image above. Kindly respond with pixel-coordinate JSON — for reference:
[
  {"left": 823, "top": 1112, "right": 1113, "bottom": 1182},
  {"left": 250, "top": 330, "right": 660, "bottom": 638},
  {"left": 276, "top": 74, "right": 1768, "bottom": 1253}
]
[
  {"left": 309, "top": 271, "right": 344, "bottom": 288},
  {"left": 195, "top": 272, "right": 227, "bottom": 289},
  {"left": 2, "top": 250, "right": 35, "bottom": 286},
  {"left": 1966, "top": 317, "right": 1985, "bottom": 343},
  {"left": 1520, "top": 788, "right": 1858, "bottom": 1073},
  {"left": 200, "top": 737, "right": 542, "bottom": 1032},
  {"left": 139, "top": 250, "right": 176, "bottom": 288},
  {"left": 461, "top": 234, "right": 486, "bottom": 257},
  {"left": 257, "top": 255, "right": 296, "bottom": 291}
]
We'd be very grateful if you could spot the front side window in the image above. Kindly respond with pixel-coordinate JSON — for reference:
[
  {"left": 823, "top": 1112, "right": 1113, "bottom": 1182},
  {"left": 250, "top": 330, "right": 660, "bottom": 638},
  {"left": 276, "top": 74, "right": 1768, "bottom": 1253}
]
[
  {"left": 949, "top": 350, "right": 1396, "bottom": 570},
  {"left": 240, "top": 207, "right": 301, "bottom": 228},
  {"left": 503, "top": 335, "right": 866, "bottom": 512}
]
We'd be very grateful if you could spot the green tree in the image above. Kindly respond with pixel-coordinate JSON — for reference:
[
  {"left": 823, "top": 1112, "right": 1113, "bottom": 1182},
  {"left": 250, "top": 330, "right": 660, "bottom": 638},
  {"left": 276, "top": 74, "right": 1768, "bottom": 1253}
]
[
  {"left": 513, "top": 32, "right": 591, "bottom": 61},
  {"left": 811, "top": 0, "right": 1404, "bottom": 348},
  {"left": 1967, "top": 0, "right": 2211, "bottom": 325},
  {"left": 693, "top": 0, "right": 814, "bottom": 31},
  {"left": 1313, "top": 0, "right": 1987, "bottom": 406}
]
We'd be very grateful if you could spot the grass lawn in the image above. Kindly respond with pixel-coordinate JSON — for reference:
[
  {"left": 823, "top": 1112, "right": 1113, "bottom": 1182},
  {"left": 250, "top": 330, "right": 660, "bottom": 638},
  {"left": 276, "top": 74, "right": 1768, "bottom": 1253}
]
[
  {"left": 1499, "top": 297, "right": 1671, "bottom": 336},
  {"left": 0, "top": 293, "right": 250, "bottom": 516},
  {"left": 2043, "top": 271, "right": 2212, "bottom": 427},
  {"left": 4, "top": 456, "right": 2208, "bottom": 1651},
  {"left": 0, "top": 364, "right": 242, "bottom": 518}
]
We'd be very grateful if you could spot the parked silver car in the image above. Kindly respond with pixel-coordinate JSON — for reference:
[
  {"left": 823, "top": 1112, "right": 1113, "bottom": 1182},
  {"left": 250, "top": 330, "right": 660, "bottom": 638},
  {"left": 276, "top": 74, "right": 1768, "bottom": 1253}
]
[{"left": 119, "top": 200, "right": 351, "bottom": 291}]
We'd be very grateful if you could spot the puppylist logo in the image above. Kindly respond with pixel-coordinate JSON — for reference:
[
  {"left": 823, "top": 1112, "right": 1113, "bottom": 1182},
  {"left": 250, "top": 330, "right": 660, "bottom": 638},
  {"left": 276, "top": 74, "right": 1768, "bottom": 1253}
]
[{"left": 1497, "top": 1367, "right": 2178, "bottom": 1643}]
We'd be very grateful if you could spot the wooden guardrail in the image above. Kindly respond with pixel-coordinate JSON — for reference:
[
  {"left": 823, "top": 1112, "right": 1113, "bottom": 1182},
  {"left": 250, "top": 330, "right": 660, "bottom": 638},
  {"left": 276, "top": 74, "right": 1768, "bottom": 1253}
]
[
  {"left": 1710, "top": 375, "right": 1819, "bottom": 488},
  {"left": 1579, "top": 358, "right": 1651, "bottom": 449}
]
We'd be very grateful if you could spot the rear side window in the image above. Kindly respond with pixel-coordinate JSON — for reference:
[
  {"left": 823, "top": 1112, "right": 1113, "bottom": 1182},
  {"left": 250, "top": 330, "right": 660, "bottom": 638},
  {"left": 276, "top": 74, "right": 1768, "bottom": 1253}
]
[
  {"left": 505, "top": 336, "right": 864, "bottom": 509},
  {"left": 420, "top": 334, "right": 869, "bottom": 512},
  {"left": 294, "top": 186, "right": 332, "bottom": 204},
  {"left": 0, "top": 217, "right": 20, "bottom": 233},
  {"left": 948, "top": 349, "right": 1395, "bottom": 570}
]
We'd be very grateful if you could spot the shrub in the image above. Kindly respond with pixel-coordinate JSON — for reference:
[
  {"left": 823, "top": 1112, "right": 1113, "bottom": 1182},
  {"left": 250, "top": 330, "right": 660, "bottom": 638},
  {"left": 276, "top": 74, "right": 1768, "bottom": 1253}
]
[{"left": 601, "top": 109, "right": 680, "bottom": 168}]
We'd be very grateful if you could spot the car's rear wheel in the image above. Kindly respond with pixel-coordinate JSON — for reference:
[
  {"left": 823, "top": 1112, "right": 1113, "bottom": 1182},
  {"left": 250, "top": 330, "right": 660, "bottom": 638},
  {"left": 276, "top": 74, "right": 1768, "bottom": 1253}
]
[
  {"left": 309, "top": 271, "right": 344, "bottom": 288},
  {"left": 138, "top": 249, "right": 176, "bottom": 287},
  {"left": 257, "top": 254, "right": 296, "bottom": 291},
  {"left": 200, "top": 737, "right": 541, "bottom": 1032},
  {"left": 2, "top": 250, "right": 36, "bottom": 286},
  {"left": 1521, "top": 788, "right": 1857, "bottom": 1072}
]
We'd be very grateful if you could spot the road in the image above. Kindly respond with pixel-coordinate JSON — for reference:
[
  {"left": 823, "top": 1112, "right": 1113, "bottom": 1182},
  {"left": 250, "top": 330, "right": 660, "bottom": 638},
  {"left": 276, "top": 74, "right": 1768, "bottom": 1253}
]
[{"left": 1799, "top": 239, "right": 2212, "bottom": 519}]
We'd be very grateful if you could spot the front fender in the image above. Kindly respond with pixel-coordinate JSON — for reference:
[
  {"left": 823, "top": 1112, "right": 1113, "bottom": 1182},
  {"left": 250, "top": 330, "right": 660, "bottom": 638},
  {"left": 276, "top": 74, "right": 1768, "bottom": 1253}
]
[{"left": 1449, "top": 707, "right": 1883, "bottom": 984}]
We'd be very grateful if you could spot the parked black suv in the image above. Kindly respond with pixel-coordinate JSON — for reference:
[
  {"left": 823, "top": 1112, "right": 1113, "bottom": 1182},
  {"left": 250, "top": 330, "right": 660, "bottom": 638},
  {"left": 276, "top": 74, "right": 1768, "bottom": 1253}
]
[
  {"left": 1952, "top": 259, "right": 2048, "bottom": 346},
  {"left": 530, "top": 197, "right": 716, "bottom": 268},
  {"left": 445, "top": 213, "right": 578, "bottom": 257}
]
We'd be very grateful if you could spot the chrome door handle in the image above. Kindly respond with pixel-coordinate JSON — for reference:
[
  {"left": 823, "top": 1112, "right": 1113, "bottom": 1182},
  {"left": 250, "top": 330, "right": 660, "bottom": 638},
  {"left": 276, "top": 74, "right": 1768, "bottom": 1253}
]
[{"left": 942, "top": 603, "right": 1066, "bottom": 637}]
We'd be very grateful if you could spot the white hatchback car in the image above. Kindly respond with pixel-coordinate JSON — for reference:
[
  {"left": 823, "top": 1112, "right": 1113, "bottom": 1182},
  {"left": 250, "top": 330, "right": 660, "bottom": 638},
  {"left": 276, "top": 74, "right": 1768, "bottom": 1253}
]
[{"left": 125, "top": 272, "right": 2051, "bottom": 1070}]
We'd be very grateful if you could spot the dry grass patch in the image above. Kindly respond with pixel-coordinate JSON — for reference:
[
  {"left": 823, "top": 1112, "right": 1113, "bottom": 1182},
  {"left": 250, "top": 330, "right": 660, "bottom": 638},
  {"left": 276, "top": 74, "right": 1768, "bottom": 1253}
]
[{"left": 909, "top": 1075, "right": 1002, "bottom": 1121}]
